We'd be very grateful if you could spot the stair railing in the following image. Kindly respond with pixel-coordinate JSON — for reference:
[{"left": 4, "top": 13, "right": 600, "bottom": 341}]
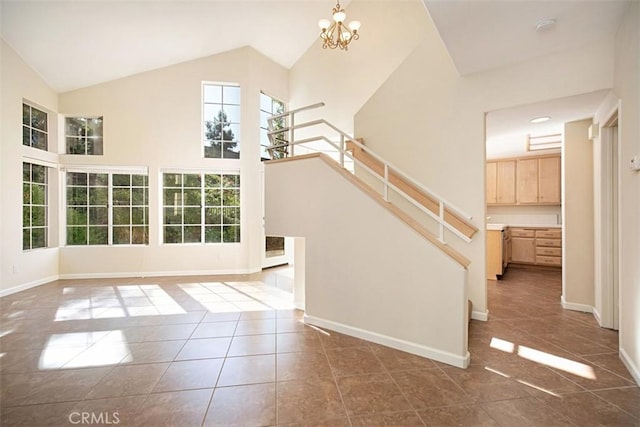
[{"left": 267, "top": 102, "right": 476, "bottom": 244}]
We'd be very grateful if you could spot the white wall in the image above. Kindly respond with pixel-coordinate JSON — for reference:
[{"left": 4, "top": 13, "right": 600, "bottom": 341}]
[
  {"left": 562, "top": 119, "right": 594, "bottom": 311},
  {"left": 264, "top": 155, "right": 469, "bottom": 367},
  {"left": 1, "top": 40, "right": 60, "bottom": 294},
  {"left": 289, "top": 0, "right": 431, "bottom": 134},
  {"left": 354, "top": 19, "right": 615, "bottom": 317},
  {"left": 56, "top": 47, "right": 289, "bottom": 278},
  {"left": 612, "top": 2, "right": 640, "bottom": 384}
]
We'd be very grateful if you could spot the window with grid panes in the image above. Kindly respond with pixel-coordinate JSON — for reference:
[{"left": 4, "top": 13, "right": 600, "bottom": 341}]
[
  {"left": 23, "top": 162, "right": 48, "bottom": 250},
  {"left": 22, "top": 103, "right": 48, "bottom": 151},
  {"left": 66, "top": 171, "right": 149, "bottom": 245},
  {"left": 260, "top": 92, "right": 287, "bottom": 160},
  {"left": 163, "top": 172, "right": 240, "bottom": 244},
  {"left": 203, "top": 84, "right": 240, "bottom": 159},
  {"left": 65, "top": 117, "right": 104, "bottom": 155}
]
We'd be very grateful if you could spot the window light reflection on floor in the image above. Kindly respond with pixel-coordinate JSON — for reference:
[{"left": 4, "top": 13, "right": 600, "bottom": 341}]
[
  {"left": 39, "top": 330, "right": 131, "bottom": 369},
  {"left": 178, "top": 281, "right": 294, "bottom": 313},
  {"left": 489, "top": 336, "right": 596, "bottom": 380},
  {"left": 55, "top": 285, "right": 185, "bottom": 321}
]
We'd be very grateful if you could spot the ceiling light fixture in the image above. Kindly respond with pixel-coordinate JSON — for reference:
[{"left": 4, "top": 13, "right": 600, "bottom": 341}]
[
  {"left": 535, "top": 18, "right": 556, "bottom": 32},
  {"left": 530, "top": 116, "right": 551, "bottom": 124},
  {"left": 318, "top": 1, "right": 361, "bottom": 50}
]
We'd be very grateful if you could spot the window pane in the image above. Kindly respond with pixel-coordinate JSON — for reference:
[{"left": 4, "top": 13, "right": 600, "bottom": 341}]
[
  {"left": 164, "top": 173, "right": 182, "bottom": 187},
  {"left": 204, "top": 174, "right": 221, "bottom": 188},
  {"left": 205, "top": 188, "right": 221, "bottom": 206},
  {"left": 184, "top": 226, "right": 201, "bottom": 243},
  {"left": 32, "top": 184, "right": 46, "bottom": 205},
  {"left": 227, "top": 124, "right": 240, "bottom": 142},
  {"left": 113, "top": 174, "right": 131, "bottom": 187},
  {"left": 67, "top": 227, "right": 87, "bottom": 245},
  {"left": 204, "top": 104, "right": 223, "bottom": 122},
  {"left": 86, "top": 117, "right": 103, "bottom": 136},
  {"left": 66, "top": 117, "right": 86, "bottom": 136},
  {"left": 224, "top": 105, "right": 240, "bottom": 124},
  {"left": 183, "top": 174, "right": 201, "bottom": 188},
  {"left": 164, "top": 207, "right": 182, "bottom": 224},
  {"left": 67, "top": 172, "right": 87, "bottom": 186},
  {"left": 205, "top": 226, "right": 222, "bottom": 243},
  {"left": 132, "top": 227, "right": 148, "bottom": 245},
  {"left": 223, "top": 189, "right": 240, "bottom": 205},
  {"left": 32, "top": 165, "right": 46, "bottom": 183},
  {"left": 260, "top": 93, "right": 272, "bottom": 112},
  {"left": 223, "top": 174, "right": 240, "bottom": 188},
  {"left": 164, "top": 188, "right": 182, "bottom": 206},
  {"left": 113, "top": 207, "right": 131, "bottom": 225},
  {"left": 22, "top": 128, "right": 30, "bottom": 146},
  {"left": 67, "top": 187, "right": 88, "bottom": 206},
  {"left": 183, "top": 207, "right": 201, "bottom": 224},
  {"left": 205, "top": 207, "right": 222, "bottom": 225},
  {"left": 183, "top": 189, "right": 201, "bottom": 206},
  {"left": 222, "top": 207, "right": 239, "bottom": 225},
  {"left": 132, "top": 175, "right": 147, "bottom": 186},
  {"left": 23, "top": 163, "right": 31, "bottom": 181},
  {"left": 90, "top": 173, "right": 108, "bottom": 186},
  {"left": 164, "top": 226, "right": 182, "bottom": 244},
  {"left": 66, "top": 137, "right": 85, "bottom": 154},
  {"left": 32, "top": 228, "right": 46, "bottom": 248},
  {"left": 89, "top": 187, "right": 108, "bottom": 205},
  {"left": 131, "top": 207, "right": 146, "bottom": 225},
  {"left": 22, "top": 104, "right": 30, "bottom": 126},
  {"left": 223, "top": 86, "right": 241, "bottom": 105},
  {"left": 89, "top": 207, "right": 108, "bottom": 225},
  {"left": 112, "top": 188, "right": 131, "bottom": 205},
  {"left": 113, "top": 227, "right": 131, "bottom": 245},
  {"left": 89, "top": 226, "right": 108, "bottom": 245},
  {"left": 23, "top": 229, "right": 30, "bottom": 250},
  {"left": 67, "top": 207, "right": 87, "bottom": 225},
  {"left": 32, "top": 206, "right": 46, "bottom": 227},
  {"left": 260, "top": 111, "right": 270, "bottom": 129},
  {"left": 23, "top": 183, "right": 31, "bottom": 204},
  {"left": 223, "top": 141, "right": 240, "bottom": 159},
  {"left": 223, "top": 226, "right": 240, "bottom": 243},
  {"left": 88, "top": 137, "right": 104, "bottom": 155},
  {"left": 204, "top": 85, "right": 222, "bottom": 103},
  {"left": 131, "top": 188, "right": 146, "bottom": 205},
  {"left": 33, "top": 130, "right": 47, "bottom": 150},
  {"left": 23, "top": 206, "right": 31, "bottom": 227},
  {"left": 31, "top": 107, "right": 47, "bottom": 131}
]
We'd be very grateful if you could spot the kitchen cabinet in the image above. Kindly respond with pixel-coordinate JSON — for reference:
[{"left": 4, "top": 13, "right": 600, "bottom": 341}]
[
  {"left": 487, "top": 160, "right": 516, "bottom": 205},
  {"left": 509, "top": 227, "right": 562, "bottom": 267},
  {"left": 487, "top": 154, "right": 560, "bottom": 206},
  {"left": 510, "top": 228, "right": 536, "bottom": 264},
  {"left": 487, "top": 227, "right": 511, "bottom": 280}
]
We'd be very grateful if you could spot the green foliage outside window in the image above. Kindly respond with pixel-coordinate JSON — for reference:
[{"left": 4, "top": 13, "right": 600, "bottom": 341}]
[
  {"left": 203, "top": 84, "right": 241, "bottom": 159},
  {"left": 163, "top": 172, "right": 240, "bottom": 244},
  {"left": 23, "top": 162, "right": 48, "bottom": 250},
  {"left": 22, "top": 104, "right": 48, "bottom": 151}
]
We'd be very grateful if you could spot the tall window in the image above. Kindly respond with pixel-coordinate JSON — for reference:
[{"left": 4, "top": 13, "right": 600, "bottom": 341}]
[
  {"left": 23, "top": 162, "right": 48, "bottom": 250},
  {"left": 65, "top": 117, "right": 104, "bottom": 155},
  {"left": 22, "top": 103, "right": 48, "bottom": 151},
  {"left": 66, "top": 171, "right": 149, "bottom": 245},
  {"left": 163, "top": 172, "right": 240, "bottom": 244},
  {"left": 260, "top": 93, "right": 287, "bottom": 160},
  {"left": 203, "top": 84, "right": 240, "bottom": 159}
]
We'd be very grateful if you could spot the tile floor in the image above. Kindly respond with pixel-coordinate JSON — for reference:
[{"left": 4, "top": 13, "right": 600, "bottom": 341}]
[{"left": 1, "top": 266, "right": 638, "bottom": 426}]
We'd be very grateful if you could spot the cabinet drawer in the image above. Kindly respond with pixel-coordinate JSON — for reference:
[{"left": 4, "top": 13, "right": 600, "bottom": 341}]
[
  {"left": 511, "top": 228, "right": 535, "bottom": 238},
  {"left": 537, "top": 238, "right": 561, "bottom": 247},
  {"left": 536, "top": 246, "right": 561, "bottom": 257},
  {"left": 536, "top": 229, "right": 561, "bottom": 238},
  {"left": 536, "top": 255, "right": 562, "bottom": 266}
]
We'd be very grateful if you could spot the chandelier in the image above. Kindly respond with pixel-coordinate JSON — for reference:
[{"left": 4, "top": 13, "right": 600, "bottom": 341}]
[{"left": 318, "top": 1, "right": 361, "bottom": 50}]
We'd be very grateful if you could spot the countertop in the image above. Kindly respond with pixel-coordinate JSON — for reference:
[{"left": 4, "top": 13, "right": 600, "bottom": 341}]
[{"left": 487, "top": 223, "right": 562, "bottom": 231}]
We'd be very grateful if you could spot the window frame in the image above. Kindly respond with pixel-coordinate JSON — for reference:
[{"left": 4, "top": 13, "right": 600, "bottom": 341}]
[
  {"left": 22, "top": 161, "right": 50, "bottom": 251},
  {"left": 64, "top": 116, "right": 104, "bottom": 155},
  {"left": 161, "top": 169, "right": 241, "bottom": 245},
  {"left": 64, "top": 167, "right": 150, "bottom": 247},
  {"left": 22, "top": 103, "right": 49, "bottom": 151},
  {"left": 202, "top": 82, "right": 241, "bottom": 159}
]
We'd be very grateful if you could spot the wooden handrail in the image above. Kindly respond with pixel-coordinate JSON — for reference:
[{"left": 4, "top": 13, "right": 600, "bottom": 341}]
[{"left": 346, "top": 140, "right": 478, "bottom": 240}]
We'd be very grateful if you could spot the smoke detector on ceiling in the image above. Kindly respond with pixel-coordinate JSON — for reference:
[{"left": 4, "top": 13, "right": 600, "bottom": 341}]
[{"left": 535, "top": 18, "right": 557, "bottom": 32}]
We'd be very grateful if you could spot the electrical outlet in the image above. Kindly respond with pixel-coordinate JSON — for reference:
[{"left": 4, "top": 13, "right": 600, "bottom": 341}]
[{"left": 631, "top": 155, "right": 640, "bottom": 172}]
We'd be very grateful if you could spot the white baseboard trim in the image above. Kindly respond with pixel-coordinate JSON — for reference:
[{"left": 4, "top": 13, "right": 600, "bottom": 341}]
[
  {"left": 58, "top": 269, "right": 256, "bottom": 280},
  {"left": 304, "top": 314, "right": 470, "bottom": 369},
  {"left": 592, "top": 307, "right": 603, "bottom": 327},
  {"left": 0, "top": 275, "right": 59, "bottom": 298},
  {"left": 620, "top": 348, "right": 640, "bottom": 386},
  {"left": 471, "top": 310, "right": 489, "bottom": 321},
  {"left": 561, "top": 296, "right": 593, "bottom": 313}
]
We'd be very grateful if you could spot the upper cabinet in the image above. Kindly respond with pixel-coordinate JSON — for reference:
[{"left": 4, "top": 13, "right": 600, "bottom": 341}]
[{"left": 487, "top": 154, "right": 561, "bottom": 206}]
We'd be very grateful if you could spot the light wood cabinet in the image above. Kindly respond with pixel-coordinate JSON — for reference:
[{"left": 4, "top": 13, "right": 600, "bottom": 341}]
[
  {"left": 486, "top": 229, "right": 503, "bottom": 280},
  {"left": 487, "top": 154, "right": 560, "bottom": 206},
  {"left": 486, "top": 162, "right": 497, "bottom": 204},
  {"left": 509, "top": 227, "right": 562, "bottom": 268}
]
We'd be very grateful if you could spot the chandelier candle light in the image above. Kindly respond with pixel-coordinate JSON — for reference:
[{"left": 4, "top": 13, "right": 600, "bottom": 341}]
[{"left": 318, "top": 1, "right": 361, "bottom": 50}]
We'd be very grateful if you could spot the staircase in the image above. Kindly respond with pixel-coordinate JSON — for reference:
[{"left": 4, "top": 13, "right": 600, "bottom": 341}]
[{"left": 263, "top": 103, "right": 476, "bottom": 367}]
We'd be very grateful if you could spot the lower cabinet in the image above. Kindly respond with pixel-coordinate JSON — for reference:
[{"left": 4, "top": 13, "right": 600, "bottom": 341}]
[{"left": 509, "top": 227, "right": 562, "bottom": 267}]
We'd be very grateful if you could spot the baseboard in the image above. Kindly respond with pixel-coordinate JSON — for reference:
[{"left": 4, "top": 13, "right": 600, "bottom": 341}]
[
  {"left": 561, "top": 296, "right": 593, "bottom": 313},
  {"left": 620, "top": 348, "right": 640, "bottom": 386},
  {"left": 304, "top": 314, "right": 470, "bottom": 369},
  {"left": 592, "top": 307, "right": 603, "bottom": 326},
  {"left": 471, "top": 310, "right": 489, "bottom": 321},
  {"left": 58, "top": 269, "right": 256, "bottom": 280},
  {"left": 0, "top": 275, "right": 59, "bottom": 298}
]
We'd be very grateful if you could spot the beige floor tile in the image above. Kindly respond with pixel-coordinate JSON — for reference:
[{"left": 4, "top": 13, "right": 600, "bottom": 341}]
[
  {"left": 277, "top": 377, "right": 347, "bottom": 424},
  {"left": 217, "top": 354, "right": 275, "bottom": 386},
  {"left": 85, "top": 363, "right": 169, "bottom": 399},
  {"left": 350, "top": 411, "right": 425, "bottom": 426},
  {"left": 130, "top": 388, "right": 213, "bottom": 427},
  {"left": 175, "top": 337, "right": 231, "bottom": 360},
  {"left": 276, "top": 351, "right": 333, "bottom": 381},
  {"left": 204, "top": 383, "right": 276, "bottom": 426},
  {"left": 417, "top": 405, "right": 499, "bottom": 426},
  {"left": 391, "top": 369, "right": 474, "bottom": 409},
  {"left": 153, "top": 358, "right": 224, "bottom": 392},
  {"left": 325, "top": 346, "right": 385, "bottom": 377},
  {"left": 227, "top": 334, "right": 276, "bottom": 357},
  {"left": 336, "top": 373, "right": 412, "bottom": 416}
]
